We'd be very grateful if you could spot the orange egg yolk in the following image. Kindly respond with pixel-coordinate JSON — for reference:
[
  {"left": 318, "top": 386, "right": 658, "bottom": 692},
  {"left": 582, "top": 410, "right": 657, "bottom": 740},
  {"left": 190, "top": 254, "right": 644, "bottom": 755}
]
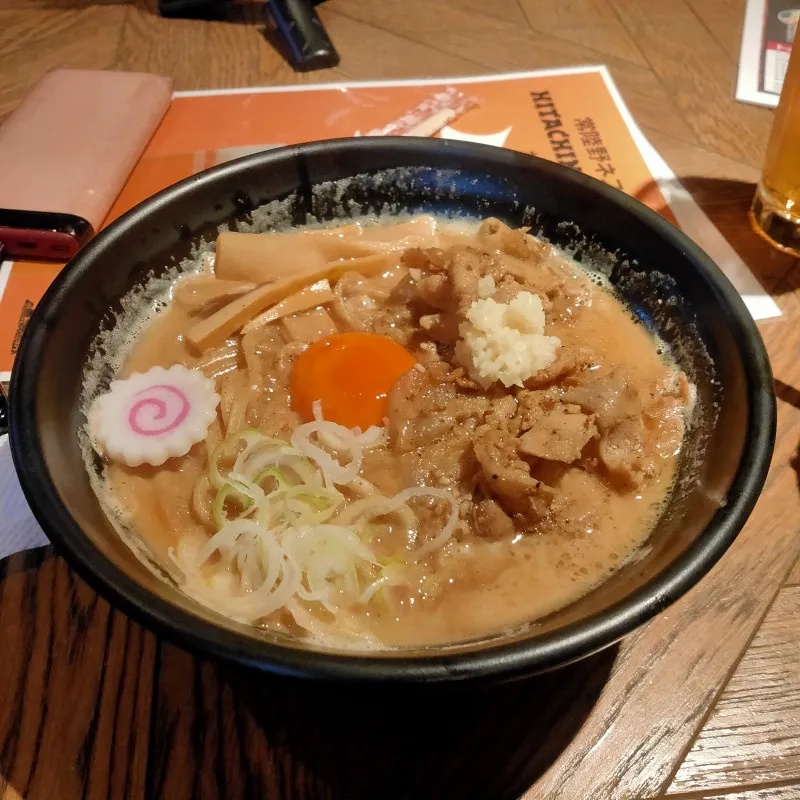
[{"left": 290, "top": 332, "right": 416, "bottom": 429}]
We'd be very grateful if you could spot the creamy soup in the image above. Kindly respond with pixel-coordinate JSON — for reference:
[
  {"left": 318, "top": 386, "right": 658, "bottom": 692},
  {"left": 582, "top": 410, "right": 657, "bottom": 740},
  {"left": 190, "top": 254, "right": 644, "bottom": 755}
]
[{"left": 86, "top": 216, "right": 692, "bottom": 649}]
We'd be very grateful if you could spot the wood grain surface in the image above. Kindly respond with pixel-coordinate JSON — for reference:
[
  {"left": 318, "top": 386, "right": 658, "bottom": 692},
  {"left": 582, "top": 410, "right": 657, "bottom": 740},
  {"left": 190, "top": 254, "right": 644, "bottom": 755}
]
[
  {"left": 1, "top": 1, "right": 799, "bottom": 798},
  {"left": 148, "top": 642, "right": 618, "bottom": 799},
  {"left": 663, "top": 787, "right": 800, "bottom": 800},
  {"left": 0, "top": 550, "right": 155, "bottom": 799},
  {"left": 786, "top": 557, "right": 800, "bottom": 585},
  {"left": 668, "top": 587, "right": 800, "bottom": 795}
]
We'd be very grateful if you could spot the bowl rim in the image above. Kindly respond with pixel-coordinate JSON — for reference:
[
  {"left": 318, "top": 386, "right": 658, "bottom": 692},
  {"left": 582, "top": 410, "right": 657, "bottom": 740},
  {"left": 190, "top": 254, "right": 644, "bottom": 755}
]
[{"left": 9, "top": 137, "right": 776, "bottom": 682}]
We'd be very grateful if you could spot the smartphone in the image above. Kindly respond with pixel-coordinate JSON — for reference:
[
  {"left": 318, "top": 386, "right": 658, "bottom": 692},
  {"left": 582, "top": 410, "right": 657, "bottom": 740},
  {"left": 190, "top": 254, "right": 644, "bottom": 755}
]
[
  {"left": 0, "top": 209, "right": 93, "bottom": 260},
  {"left": 0, "top": 69, "right": 172, "bottom": 260}
]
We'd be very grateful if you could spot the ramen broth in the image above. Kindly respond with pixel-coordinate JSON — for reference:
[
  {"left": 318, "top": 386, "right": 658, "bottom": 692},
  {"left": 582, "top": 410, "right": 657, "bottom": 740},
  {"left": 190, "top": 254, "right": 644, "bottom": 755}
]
[{"left": 90, "top": 216, "right": 690, "bottom": 648}]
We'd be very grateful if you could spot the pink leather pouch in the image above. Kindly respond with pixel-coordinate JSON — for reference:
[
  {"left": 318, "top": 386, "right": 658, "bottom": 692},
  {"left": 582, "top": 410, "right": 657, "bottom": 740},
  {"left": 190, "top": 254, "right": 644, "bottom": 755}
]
[{"left": 0, "top": 69, "right": 172, "bottom": 259}]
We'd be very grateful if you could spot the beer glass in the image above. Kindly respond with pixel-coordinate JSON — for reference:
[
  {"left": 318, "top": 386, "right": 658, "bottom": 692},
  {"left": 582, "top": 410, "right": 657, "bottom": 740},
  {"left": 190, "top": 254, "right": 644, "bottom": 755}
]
[{"left": 750, "top": 41, "right": 800, "bottom": 255}]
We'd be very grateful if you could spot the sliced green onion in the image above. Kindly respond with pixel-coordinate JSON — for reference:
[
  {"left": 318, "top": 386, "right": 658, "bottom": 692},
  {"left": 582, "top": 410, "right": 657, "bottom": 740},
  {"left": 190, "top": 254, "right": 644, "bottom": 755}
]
[
  {"left": 213, "top": 482, "right": 254, "bottom": 530},
  {"left": 183, "top": 419, "right": 458, "bottom": 648},
  {"left": 254, "top": 466, "right": 289, "bottom": 492},
  {"left": 208, "top": 428, "right": 263, "bottom": 488}
]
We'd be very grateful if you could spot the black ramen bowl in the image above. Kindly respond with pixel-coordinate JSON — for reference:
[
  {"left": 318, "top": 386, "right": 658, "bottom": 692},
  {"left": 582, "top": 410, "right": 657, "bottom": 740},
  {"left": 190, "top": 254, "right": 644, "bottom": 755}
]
[{"left": 8, "top": 138, "right": 775, "bottom": 682}]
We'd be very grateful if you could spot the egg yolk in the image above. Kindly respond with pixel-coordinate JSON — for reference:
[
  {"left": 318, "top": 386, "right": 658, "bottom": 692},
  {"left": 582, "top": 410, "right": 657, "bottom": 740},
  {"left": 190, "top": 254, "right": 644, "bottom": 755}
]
[{"left": 290, "top": 332, "right": 416, "bottom": 429}]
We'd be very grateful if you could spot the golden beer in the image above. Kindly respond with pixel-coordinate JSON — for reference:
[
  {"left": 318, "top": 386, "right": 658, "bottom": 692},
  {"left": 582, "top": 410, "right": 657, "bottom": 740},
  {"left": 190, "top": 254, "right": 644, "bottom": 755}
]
[{"left": 751, "top": 41, "right": 800, "bottom": 255}]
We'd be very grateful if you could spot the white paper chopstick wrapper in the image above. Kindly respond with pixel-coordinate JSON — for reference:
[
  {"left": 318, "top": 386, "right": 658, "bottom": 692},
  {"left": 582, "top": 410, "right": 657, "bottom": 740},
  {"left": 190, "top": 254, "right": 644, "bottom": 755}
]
[{"left": 0, "top": 434, "right": 49, "bottom": 560}]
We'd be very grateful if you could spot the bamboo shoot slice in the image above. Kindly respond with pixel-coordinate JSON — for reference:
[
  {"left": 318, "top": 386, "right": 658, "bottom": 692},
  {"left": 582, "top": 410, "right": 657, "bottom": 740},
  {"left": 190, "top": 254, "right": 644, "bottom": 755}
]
[
  {"left": 240, "top": 279, "right": 333, "bottom": 334},
  {"left": 187, "top": 254, "right": 394, "bottom": 352},
  {"left": 173, "top": 275, "right": 256, "bottom": 311},
  {"left": 359, "top": 216, "right": 436, "bottom": 242},
  {"left": 215, "top": 225, "right": 368, "bottom": 283}
]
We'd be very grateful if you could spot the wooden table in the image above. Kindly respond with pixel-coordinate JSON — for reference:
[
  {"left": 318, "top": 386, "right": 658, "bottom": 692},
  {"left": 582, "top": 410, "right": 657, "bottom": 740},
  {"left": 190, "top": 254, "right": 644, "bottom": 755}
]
[{"left": 2, "top": 1, "right": 800, "bottom": 798}]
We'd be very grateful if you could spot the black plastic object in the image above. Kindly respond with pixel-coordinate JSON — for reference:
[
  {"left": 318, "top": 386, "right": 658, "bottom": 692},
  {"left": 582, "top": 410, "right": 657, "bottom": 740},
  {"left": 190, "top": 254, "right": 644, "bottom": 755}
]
[
  {"left": 266, "top": 0, "right": 339, "bottom": 71},
  {"left": 157, "top": 0, "right": 338, "bottom": 71},
  {"left": 8, "top": 138, "right": 776, "bottom": 683},
  {"left": 158, "top": 0, "right": 229, "bottom": 20}
]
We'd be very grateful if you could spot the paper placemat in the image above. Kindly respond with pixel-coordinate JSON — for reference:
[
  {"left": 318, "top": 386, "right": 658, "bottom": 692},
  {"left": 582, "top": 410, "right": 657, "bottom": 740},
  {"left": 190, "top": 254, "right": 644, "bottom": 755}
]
[{"left": 0, "top": 64, "right": 781, "bottom": 558}]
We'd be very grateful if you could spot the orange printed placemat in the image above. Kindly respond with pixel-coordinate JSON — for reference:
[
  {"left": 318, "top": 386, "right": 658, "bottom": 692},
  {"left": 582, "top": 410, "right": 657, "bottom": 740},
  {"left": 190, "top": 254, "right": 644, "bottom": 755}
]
[{"left": 0, "top": 66, "right": 777, "bottom": 381}]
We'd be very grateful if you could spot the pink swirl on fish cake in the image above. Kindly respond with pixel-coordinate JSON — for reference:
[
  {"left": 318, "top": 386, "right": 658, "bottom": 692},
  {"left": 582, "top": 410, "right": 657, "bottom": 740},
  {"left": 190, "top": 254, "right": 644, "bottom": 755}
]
[{"left": 128, "top": 384, "right": 190, "bottom": 436}]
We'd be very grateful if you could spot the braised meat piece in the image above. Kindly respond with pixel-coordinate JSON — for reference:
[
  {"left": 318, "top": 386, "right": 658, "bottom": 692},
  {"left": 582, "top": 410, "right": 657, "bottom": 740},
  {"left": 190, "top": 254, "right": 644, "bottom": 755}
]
[
  {"left": 472, "top": 497, "right": 516, "bottom": 539},
  {"left": 472, "top": 424, "right": 555, "bottom": 525},
  {"left": 518, "top": 404, "right": 597, "bottom": 463},
  {"left": 562, "top": 367, "right": 648, "bottom": 488}
]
